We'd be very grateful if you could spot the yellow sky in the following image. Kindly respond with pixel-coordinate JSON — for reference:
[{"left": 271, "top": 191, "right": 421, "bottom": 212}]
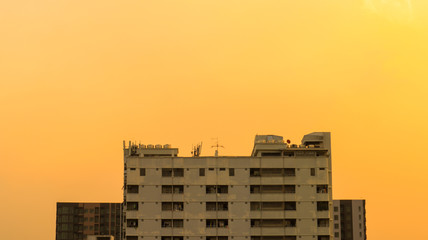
[{"left": 1, "top": 0, "right": 428, "bottom": 239}]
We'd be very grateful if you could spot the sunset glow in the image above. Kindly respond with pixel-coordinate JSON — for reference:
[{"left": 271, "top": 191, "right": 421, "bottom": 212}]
[{"left": 1, "top": 1, "right": 428, "bottom": 240}]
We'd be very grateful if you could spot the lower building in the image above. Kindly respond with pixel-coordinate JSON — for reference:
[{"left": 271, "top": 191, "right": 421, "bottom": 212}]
[
  {"left": 56, "top": 202, "right": 122, "bottom": 240},
  {"left": 332, "top": 200, "right": 366, "bottom": 240}
]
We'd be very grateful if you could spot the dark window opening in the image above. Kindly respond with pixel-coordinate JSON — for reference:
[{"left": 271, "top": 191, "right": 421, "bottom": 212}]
[
  {"left": 318, "top": 219, "right": 329, "bottom": 227},
  {"left": 317, "top": 185, "right": 328, "bottom": 193},
  {"left": 285, "top": 201, "right": 297, "bottom": 211},
  {"left": 317, "top": 201, "right": 329, "bottom": 211},
  {"left": 127, "top": 185, "right": 139, "bottom": 194},
  {"left": 127, "top": 219, "right": 138, "bottom": 228},
  {"left": 206, "top": 185, "right": 228, "bottom": 194},
  {"left": 127, "top": 202, "right": 138, "bottom": 211},
  {"left": 162, "top": 185, "right": 184, "bottom": 194},
  {"left": 261, "top": 152, "right": 282, "bottom": 156}
]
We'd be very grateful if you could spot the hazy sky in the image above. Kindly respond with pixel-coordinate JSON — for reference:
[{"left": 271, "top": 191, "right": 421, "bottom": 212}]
[{"left": 1, "top": 1, "right": 428, "bottom": 239}]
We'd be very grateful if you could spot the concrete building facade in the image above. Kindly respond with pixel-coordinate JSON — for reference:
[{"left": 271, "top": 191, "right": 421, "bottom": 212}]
[
  {"left": 123, "top": 132, "right": 333, "bottom": 240},
  {"left": 56, "top": 202, "right": 122, "bottom": 240},
  {"left": 332, "top": 200, "right": 366, "bottom": 240}
]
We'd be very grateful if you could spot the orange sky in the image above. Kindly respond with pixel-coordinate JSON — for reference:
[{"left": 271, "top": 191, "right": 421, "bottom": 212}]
[{"left": 1, "top": 0, "right": 428, "bottom": 239}]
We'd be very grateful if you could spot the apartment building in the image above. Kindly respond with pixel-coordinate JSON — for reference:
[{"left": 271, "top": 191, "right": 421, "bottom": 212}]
[
  {"left": 56, "top": 202, "right": 122, "bottom": 240},
  {"left": 123, "top": 132, "right": 333, "bottom": 240},
  {"left": 332, "top": 200, "right": 366, "bottom": 240}
]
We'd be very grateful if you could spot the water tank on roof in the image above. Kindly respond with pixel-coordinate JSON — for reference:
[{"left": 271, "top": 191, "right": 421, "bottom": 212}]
[
  {"left": 155, "top": 144, "right": 162, "bottom": 148},
  {"left": 147, "top": 144, "right": 154, "bottom": 148},
  {"left": 164, "top": 144, "right": 171, "bottom": 148}
]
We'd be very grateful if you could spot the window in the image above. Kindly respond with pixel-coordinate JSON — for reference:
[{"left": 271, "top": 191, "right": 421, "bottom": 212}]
[
  {"left": 218, "top": 185, "right": 228, "bottom": 193},
  {"left": 284, "top": 185, "right": 295, "bottom": 193},
  {"left": 173, "top": 202, "right": 184, "bottom": 211},
  {"left": 334, "top": 215, "right": 339, "bottom": 221},
  {"left": 284, "top": 202, "right": 296, "bottom": 211},
  {"left": 199, "top": 168, "right": 205, "bottom": 176},
  {"left": 206, "top": 185, "right": 228, "bottom": 194},
  {"left": 220, "top": 168, "right": 226, "bottom": 171},
  {"left": 127, "top": 219, "right": 138, "bottom": 228},
  {"left": 317, "top": 219, "right": 329, "bottom": 227},
  {"left": 127, "top": 185, "right": 139, "bottom": 194},
  {"left": 229, "top": 168, "right": 235, "bottom": 176},
  {"left": 316, "top": 185, "right": 328, "bottom": 193},
  {"left": 250, "top": 186, "right": 261, "bottom": 193},
  {"left": 207, "top": 237, "right": 228, "bottom": 240},
  {"left": 140, "top": 168, "right": 146, "bottom": 176},
  {"left": 262, "top": 202, "right": 283, "bottom": 211},
  {"left": 162, "top": 202, "right": 184, "bottom": 211},
  {"left": 334, "top": 232, "right": 339, "bottom": 238},
  {"left": 334, "top": 223, "right": 339, "bottom": 229},
  {"left": 173, "top": 219, "right": 183, "bottom": 227},
  {"left": 318, "top": 236, "right": 329, "bottom": 240},
  {"left": 162, "top": 202, "right": 173, "bottom": 211},
  {"left": 250, "top": 168, "right": 261, "bottom": 177},
  {"left": 317, "top": 202, "right": 329, "bottom": 211},
  {"left": 162, "top": 237, "right": 183, "bottom": 240},
  {"left": 126, "top": 237, "right": 138, "bottom": 240},
  {"left": 284, "top": 219, "right": 296, "bottom": 227},
  {"left": 250, "top": 219, "right": 296, "bottom": 227},
  {"left": 173, "top": 185, "right": 184, "bottom": 193},
  {"left": 162, "top": 185, "right": 184, "bottom": 194},
  {"left": 206, "top": 202, "right": 217, "bottom": 211},
  {"left": 284, "top": 168, "right": 295, "bottom": 176},
  {"left": 173, "top": 168, "right": 184, "bottom": 177},
  {"left": 162, "top": 168, "right": 172, "bottom": 177},
  {"left": 162, "top": 219, "right": 172, "bottom": 228},
  {"left": 251, "top": 202, "right": 261, "bottom": 211},
  {"left": 206, "top": 202, "right": 228, "bottom": 211},
  {"left": 334, "top": 206, "right": 338, "bottom": 212},
  {"left": 206, "top": 219, "right": 228, "bottom": 228},
  {"left": 162, "top": 185, "right": 172, "bottom": 193},
  {"left": 319, "top": 168, "right": 325, "bottom": 170},
  {"left": 162, "top": 219, "right": 183, "bottom": 228},
  {"left": 310, "top": 168, "right": 316, "bottom": 176},
  {"left": 162, "top": 168, "right": 184, "bottom": 177}
]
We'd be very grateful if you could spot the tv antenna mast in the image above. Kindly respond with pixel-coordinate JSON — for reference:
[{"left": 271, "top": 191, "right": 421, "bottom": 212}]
[
  {"left": 191, "top": 142, "right": 203, "bottom": 157},
  {"left": 211, "top": 137, "right": 224, "bottom": 157}
]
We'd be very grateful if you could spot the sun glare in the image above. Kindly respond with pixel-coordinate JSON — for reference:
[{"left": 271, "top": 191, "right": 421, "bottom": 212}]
[{"left": 365, "top": 0, "right": 413, "bottom": 22}]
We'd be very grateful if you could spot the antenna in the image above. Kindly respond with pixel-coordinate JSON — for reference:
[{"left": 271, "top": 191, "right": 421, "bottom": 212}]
[
  {"left": 191, "top": 142, "right": 203, "bottom": 157},
  {"left": 211, "top": 137, "right": 224, "bottom": 157}
]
